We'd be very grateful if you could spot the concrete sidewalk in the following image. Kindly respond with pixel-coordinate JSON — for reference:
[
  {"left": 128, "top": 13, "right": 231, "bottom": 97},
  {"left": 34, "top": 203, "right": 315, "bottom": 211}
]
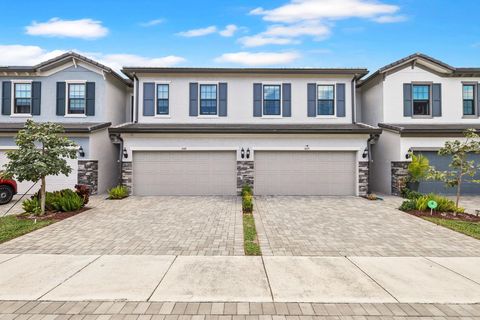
[{"left": 2, "top": 254, "right": 480, "bottom": 304}]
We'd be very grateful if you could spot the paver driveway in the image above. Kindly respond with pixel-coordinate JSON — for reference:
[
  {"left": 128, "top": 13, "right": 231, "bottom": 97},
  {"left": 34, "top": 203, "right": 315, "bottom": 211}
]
[
  {"left": 254, "top": 196, "right": 480, "bottom": 256},
  {"left": 0, "top": 196, "right": 243, "bottom": 255}
]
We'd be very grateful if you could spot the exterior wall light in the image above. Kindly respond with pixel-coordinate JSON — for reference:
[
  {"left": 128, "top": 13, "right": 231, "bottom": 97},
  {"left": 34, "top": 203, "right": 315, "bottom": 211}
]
[
  {"left": 78, "top": 146, "right": 85, "bottom": 158},
  {"left": 362, "top": 148, "right": 368, "bottom": 158},
  {"left": 246, "top": 148, "right": 251, "bottom": 159},
  {"left": 241, "top": 148, "right": 245, "bottom": 159},
  {"left": 405, "top": 148, "right": 412, "bottom": 159},
  {"left": 123, "top": 147, "right": 128, "bottom": 159}
]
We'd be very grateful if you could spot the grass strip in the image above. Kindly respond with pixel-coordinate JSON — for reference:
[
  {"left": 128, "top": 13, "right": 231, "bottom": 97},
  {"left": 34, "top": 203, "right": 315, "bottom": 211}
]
[
  {"left": 423, "top": 216, "right": 480, "bottom": 240},
  {"left": 0, "top": 215, "right": 55, "bottom": 244},
  {"left": 243, "top": 213, "right": 261, "bottom": 255}
]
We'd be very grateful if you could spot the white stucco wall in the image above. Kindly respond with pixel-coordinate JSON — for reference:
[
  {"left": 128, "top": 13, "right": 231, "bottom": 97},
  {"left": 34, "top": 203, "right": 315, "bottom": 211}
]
[
  {"left": 359, "top": 79, "right": 384, "bottom": 126},
  {"left": 135, "top": 73, "right": 356, "bottom": 124},
  {"left": 383, "top": 66, "right": 480, "bottom": 123},
  {"left": 89, "top": 128, "right": 119, "bottom": 193},
  {"left": 369, "top": 130, "right": 401, "bottom": 194}
]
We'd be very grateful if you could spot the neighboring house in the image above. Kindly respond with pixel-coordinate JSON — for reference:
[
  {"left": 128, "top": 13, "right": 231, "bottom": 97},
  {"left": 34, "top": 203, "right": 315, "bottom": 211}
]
[
  {"left": 358, "top": 53, "right": 480, "bottom": 195},
  {"left": 0, "top": 52, "right": 132, "bottom": 194},
  {"left": 109, "top": 67, "right": 380, "bottom": 196}
]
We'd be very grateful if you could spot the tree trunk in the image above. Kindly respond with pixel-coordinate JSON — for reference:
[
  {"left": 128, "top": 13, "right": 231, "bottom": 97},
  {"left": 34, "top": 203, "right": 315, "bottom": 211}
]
[
  {"left": 40, "top": 176, "right": 46, "bottom": 215},
  {"left": 456, "top": 174, "right": 462, "bottom": 209}
]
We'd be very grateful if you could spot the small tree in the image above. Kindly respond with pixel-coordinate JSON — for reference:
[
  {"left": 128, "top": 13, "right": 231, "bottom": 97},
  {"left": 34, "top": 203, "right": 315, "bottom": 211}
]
[
  {"left": 1, "top": 120, "right": 77, "bottom": 215},
  {"left": 428, "top": 129, "right": 480, "bottom": 208}
]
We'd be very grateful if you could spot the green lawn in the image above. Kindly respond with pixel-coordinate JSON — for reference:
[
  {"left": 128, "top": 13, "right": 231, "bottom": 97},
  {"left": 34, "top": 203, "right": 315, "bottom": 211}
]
[
  {"left": 423, "top": 217, "right": 480, "bottom": 240},
  {"left": 243, "top": 214, "right": 261, "bottom": 256},
  {"left": 0, "top": 215, "right": 55, "bottom": 244}
]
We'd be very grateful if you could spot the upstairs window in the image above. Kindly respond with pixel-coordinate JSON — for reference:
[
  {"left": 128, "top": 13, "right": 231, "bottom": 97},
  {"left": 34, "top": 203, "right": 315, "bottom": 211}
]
[
  {"left": 67, "top": 83, "right": 86, "bottom": 115},
  {"left": 317, "top": 85, "right": 334, "bottom": 115},
  {"left": 200, "top": 84, "right": 217, "bottom": 115},
  {"left": 412, "top": 84, "right": 430, "bottom": 116},
  {"left": 263, "top": 85, "right": 281, "bottom": 115},
  {"left": 14, "top": 83, "right": 32, "bottom": 114},
  {"left": 156, "top": 84, "right": 169, "bottom": 115},
  {"left": 463, "top": 84, "right": 475, "bottom": 116}
]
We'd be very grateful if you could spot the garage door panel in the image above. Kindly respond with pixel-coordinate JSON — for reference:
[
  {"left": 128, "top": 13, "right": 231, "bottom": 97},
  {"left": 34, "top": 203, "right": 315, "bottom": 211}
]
[
  {"left": 133, "top": 151, "right": 236, "bottom": 196},
  {"left": 0, "top": 150, "right": 78, "bottom": 194},
  {"left": 255, "top": 151, "right": 356, "bottom": 196}
]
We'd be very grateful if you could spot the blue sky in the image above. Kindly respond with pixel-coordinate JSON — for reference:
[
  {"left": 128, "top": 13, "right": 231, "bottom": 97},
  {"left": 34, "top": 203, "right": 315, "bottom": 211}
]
[{"left": 0, "top": 0, "right": 479, "bottom": 74}]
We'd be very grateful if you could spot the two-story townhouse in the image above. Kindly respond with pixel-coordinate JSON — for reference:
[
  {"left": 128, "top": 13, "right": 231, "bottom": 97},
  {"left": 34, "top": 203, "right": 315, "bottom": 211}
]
[
  {"left": 358, "top": 53, "right": 480, "bottom": 195},
  {"left": 109, "top": 67, "right": 381, "bottom": 196},
  {"left": 0, "top": 52, "right": 132, "bottom": 194}
]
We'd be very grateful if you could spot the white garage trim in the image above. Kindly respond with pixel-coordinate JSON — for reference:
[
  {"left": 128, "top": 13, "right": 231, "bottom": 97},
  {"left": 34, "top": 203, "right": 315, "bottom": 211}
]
[{"left": 131, "top": 147, "right": 238, "bottom": 151}]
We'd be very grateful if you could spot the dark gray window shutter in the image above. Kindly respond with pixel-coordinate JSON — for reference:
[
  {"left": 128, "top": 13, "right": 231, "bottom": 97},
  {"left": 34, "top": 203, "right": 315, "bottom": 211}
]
[
  {"left": 403, "top": 83, "right": 412, "bottom": 117},
  {"left": 143, "top": 82, "right": 155, "bottom": 116},
  {"left": 219, "top": 82, "right": 227, "bottom": 117},
  {"left": 282, "top": 83, "right": 291, "bottom": 117},
  {"left": 189, "top": 82, "right": 198, "bottom": 117},
  {"left": 31, "top": 81, "right": 41, "bottom": 115},
  {"left": 2, "top": 81, "right": 11, "bottom": 115},
  {"left": 86, "top": 82, "right": 95, "bottom": 116},
  {"left": 336, "top": 83, "right": 346, "bottom": 117},
  {"left": 307, "top": 83, "right": 316, "bottom": 117},
  {"left": 56, "top": 82, "right": 66, "bottom": 116},
  {"left": 432, "top": 83, "right": 442, "bottom": 117},
  {"left": 253, "top": 83, "right": 262, "bottom": 117}
]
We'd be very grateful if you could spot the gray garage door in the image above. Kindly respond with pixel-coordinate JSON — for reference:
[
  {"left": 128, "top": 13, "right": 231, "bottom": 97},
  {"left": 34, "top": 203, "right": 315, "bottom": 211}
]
[
  {"left": 416, "top": 151, "right": 480, "bottom": 195},
  {"left": 132, "top": 151, "right": 236, "bottom": 196},
  {"left": 254, "top": 151, "right": 357, "bottom": 196}
]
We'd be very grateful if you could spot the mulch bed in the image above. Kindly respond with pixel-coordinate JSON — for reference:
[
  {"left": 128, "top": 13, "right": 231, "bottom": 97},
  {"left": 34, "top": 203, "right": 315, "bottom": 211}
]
[
  {"left": 16, "top": 207, "right": 91, "bottom": 221},
  {"left": 406, "top": 210, "right": 480, "bottom": 222}
]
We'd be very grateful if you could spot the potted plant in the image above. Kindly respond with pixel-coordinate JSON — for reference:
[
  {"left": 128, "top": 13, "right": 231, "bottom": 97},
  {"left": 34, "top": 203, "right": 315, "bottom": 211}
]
[{"left": 406, "top": 153, "right": 431, "bottom": 191}]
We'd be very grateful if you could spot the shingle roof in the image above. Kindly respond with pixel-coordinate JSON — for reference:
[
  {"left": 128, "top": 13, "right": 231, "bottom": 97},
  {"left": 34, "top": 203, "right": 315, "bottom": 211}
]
[
  {"left": 109, "top": 122, "right": 381, "bottom": 134},
  {"left": 0, "top": 122, "right": 111, "bottom": 133}
]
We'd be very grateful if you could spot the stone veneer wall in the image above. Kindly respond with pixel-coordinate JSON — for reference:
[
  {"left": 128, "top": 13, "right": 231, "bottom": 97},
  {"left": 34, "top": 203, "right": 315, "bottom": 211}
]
[
  {"left": 237, "top": 161, "right": 254, "bottom": 195},
  {"left": 121, "top": 162, "right": 133, "bottom": 194},
  {"left": 77, "top": 160, "right": 98, "bottom": 195},
  {"left": 358, "top": 161, "right": 369, "bottom": 196},
  {"left": 391, "top": 161, "right": 409, "bottom": 196}
]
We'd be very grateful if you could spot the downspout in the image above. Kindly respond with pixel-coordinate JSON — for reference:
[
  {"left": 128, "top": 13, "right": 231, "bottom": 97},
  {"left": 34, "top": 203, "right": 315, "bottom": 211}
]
[
  {"left": 366, "top": 133, "right": 380, "bottom": 194},
  {"left": 133, "top": 73, "right": 139, "bottom": 123}
]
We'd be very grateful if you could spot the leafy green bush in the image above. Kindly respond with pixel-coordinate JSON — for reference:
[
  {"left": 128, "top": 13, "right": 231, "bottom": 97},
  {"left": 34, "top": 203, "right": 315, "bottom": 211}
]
[
  {"left": 242, "top": 193, "right": 253, "bottom": 213},
  {"left": 399, "top": 193, "right": 464, "bottom": 213},
  {"left": 401, "top": 188, "right": 423, "bottom": 200},
  {"left": 241, "top": 184, "right": 253, "bottom": 197},
  {"left": 108, "top": 185, "right": 129, "bottom": 199},
  {"left": 22, "top": 198, "right": 41, "bottom": 214},
  {"left": 51, "top": 191, "right": 84, "bottom": 212}
]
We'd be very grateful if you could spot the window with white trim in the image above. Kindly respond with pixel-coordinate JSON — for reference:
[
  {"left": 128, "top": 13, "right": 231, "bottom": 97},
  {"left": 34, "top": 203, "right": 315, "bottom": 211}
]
[
  {"left": 67, "top": 83, "right": 86, "bottom": 115},
  {"left": 156, "top": 84, "right": 169, "bottom": 115},
  {"left": 13, "top": 83, "right": 32, "bottom": 114},
  {"left": 317, "top": 85, "right": 334, "bottom": 116},
  {"left": 200, "top": 84, "right": 217, "bottom": 115},
  {"left": 263, "top": 85, "right": 281, "bottom": 115}
]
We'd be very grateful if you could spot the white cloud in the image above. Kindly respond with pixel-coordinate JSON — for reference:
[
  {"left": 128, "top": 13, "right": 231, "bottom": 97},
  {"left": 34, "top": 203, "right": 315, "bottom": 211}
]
[
  {"left": 0, "top": 45, "right": 185, "bottom": 73},
  {"left": 140, "top": 19, "right": 165, "bottom": 27},
  {"left": 215, "top": 51, "right": 300, "bottom": 66},
  {"left": 100, "top": 53, "right": 185, "bottom": 70},
  {"left": 25, "top": 18, "right": 108, "bottom": 39},
  {"left": 251, "top": 0, "right": 400, "bottom": 23},
  {"left": 239, "top": 35, "right": 298, "bottom": 47},
  {"left": 239, "top": 21, "right": 330, "bottom": 47},
  {"left": 177, "top": 26, "right": 218, "bottom": 37},
  {"left": 219, "top": 24, "right": 238, "bottom": 37},
  {"left": 371, "top": 15, "right": 407, "bottom": 23},
  {"left": 0, "top": 45, "right": 66, "bottom": 65}
]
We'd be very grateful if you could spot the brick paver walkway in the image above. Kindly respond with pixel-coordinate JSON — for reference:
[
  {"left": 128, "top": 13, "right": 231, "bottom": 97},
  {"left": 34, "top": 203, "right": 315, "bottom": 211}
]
[
  {"left": 0, "top": 196, "right": 244, "bottom": 255},
  {"left": 1, "top": 301, "right": 480, "bottom": 319},
  {"left": 254, "top": 196, "right": 480, "bottom": 256}
]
